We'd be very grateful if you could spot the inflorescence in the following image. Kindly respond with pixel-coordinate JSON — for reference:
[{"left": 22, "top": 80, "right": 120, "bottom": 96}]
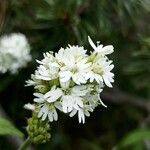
[{"left": 25, "top": 36, "right": 114, "bottom": 124}]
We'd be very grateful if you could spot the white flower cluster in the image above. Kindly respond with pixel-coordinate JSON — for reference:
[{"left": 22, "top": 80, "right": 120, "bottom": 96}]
[
  {"left": 0, "top": 33, "right": 31, "bottom": 74},
  {"left": 25, "top": 36, "right": 114, "bottom": 123}
]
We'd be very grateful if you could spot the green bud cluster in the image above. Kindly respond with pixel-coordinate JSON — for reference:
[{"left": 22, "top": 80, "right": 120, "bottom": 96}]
[{"left": 27, "top": 112, "right": 51, "bottom": 144}]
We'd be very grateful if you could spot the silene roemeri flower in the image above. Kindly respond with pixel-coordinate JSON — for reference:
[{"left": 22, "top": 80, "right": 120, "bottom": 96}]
[
  {"left": 25, "top": 36, "right": 114, "bottom": 124},
  {"left": 0, "top": 33, "right": 31, "bottom": 74}
]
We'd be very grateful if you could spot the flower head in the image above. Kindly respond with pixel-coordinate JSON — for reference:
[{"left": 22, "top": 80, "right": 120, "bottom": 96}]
[
  {"left": 25, "top": 36, "right": 114, "bottom": 124},
  {"left": 0, "top": 33, "right": 31, "bottom": 74}
]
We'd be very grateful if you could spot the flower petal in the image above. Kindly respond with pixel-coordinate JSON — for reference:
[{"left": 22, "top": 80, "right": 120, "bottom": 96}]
[{"left": 88, "top": 36, "right": 97, "bottom": 50}]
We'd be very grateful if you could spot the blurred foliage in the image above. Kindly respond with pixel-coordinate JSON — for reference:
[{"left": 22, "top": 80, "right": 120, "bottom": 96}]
[
  {"left": 0, "top": 117, "right": 23, "bottom": 137},
  {"left": 0, "top": 0, "right": 150, "bottom": 150},
  {"left": 114, "top": 129, "right": 150, "bottom": 149}
]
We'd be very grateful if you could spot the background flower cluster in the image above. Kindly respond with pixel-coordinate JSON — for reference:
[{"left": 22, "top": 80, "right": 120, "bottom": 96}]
[{"left": 0, "top": 33, "right": 31, "bottom": 74}]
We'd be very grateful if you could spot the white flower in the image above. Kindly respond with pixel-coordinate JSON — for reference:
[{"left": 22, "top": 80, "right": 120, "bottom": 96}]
[
  {"left": 0, "top": 33, "right": 31, "bottom": 74},
  {"left": 56, "top": 45, "right": 91, "bottom": 85},
  {"left": 34, "top": 86, "right": 63, "bottom": 103},
  {"left": 68, "top": 94, "right": 103, "bottom": 124},
  {"left": 35, "top": 52, "right": 60, "bottom": 81},
  {"left": 55, "top": 45, "right": 87, "bottom": 64},
  {"left": 26, "top": 36, "right": 114, "bottom": 124},
  {"left": 38, "top": 104, "right": 58, "bottom": 122},
  {"left": 88, "top": 36, "right": 114, "bottom": 55},
  {"left": 71, "top": 85, "right": 90, "bottom": 96},
  {"left": 101, "top": 60, "right": 114, "bottom": 87},
  {"left": 61, "top": 95, "right": 83, "bottom": 113},
  {"left": 85, "top": 56, "right": 114, "bottom": 87},
  {"left": 61, "top": 85, "right": 90, "bottom": 113},
  {"left": 44, "top": 86, "right": 63, "bottom": 103},
  {"left": 69, "top": 86, "right": 106, "bottom": 123},
  {"left": 33, "top": 86, "right": 63, "bottom": 122}
]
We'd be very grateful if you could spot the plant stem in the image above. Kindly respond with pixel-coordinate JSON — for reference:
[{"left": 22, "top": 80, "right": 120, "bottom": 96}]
[{"left": 18, "top": 137, "right": 31, "bottom": 150}]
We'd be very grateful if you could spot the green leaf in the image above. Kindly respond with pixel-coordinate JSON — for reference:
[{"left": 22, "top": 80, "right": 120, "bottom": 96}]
[
  {"left": 0, "top": 117, "right": 24, "bottom": 137},
  {"left": 114, "top": 129, "right": 150, "bottom": 149}
]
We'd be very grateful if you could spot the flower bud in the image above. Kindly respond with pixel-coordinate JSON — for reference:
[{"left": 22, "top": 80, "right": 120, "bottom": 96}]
[{"left": 27, "top": 112, "right": 51, "bottom": 144}]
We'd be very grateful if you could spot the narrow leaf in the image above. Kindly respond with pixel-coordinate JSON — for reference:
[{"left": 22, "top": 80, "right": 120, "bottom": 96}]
[{"left": 0, "top": 117, "right": 24, "bottom": 137}]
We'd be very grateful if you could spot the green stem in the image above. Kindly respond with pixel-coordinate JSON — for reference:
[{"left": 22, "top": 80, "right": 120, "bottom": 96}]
[{"left": 18, "top": 137, "right": 32, "bottom": 150}]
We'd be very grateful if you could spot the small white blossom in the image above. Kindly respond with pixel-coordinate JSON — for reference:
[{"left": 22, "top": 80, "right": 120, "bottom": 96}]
[
  {"left": 56, "top": 45, "right": 91, "bottom": 85},
  {"left": 0, "top": 33, "right": 31, "bottom": 74},
  {"left": 35, "top": 52, "right": 60, "bottom": 81},
  {"left": 69, "top": 90, "right": 106, "bottom": 123},
  {"left": 55, "top": 46, "right": 87, "bottom": 64},
  {"left": 61, "top": 85, "right": 92, "bottom": 114},
  {"left": 44, "top": 86, "right": 63, "bottom": 103},
  {"left": 33, "top": 87, "right": 62, "bottom": 122},
  {"left": 88, "top": 36, "right": 114, "bottom": 55},
  {"left": 38, "top": 104, "right": 58, "bottom": 122},
  {"left": 61, "top": 94, "right": 83, "bottom": 113},
  {"left": 85, "top": 56, "right": 114, "bottom": 87},
  {"left": 33, "top": 87, "right": 63, "bottom": 104}
]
